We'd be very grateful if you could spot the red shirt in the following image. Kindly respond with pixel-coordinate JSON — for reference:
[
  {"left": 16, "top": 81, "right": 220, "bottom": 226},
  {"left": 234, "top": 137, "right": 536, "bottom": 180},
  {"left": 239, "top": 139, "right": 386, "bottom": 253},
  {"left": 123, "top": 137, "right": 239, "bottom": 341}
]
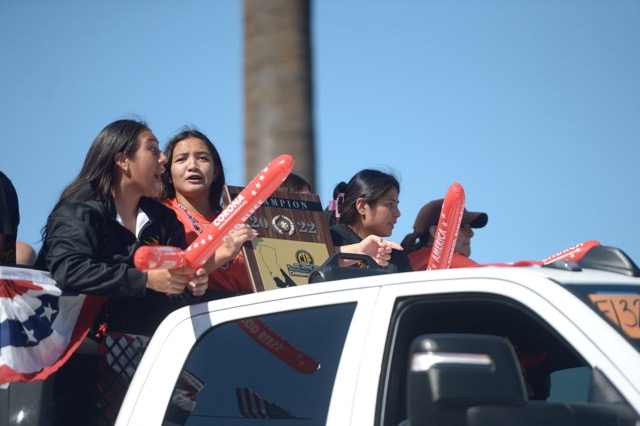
[
  {"left": 407, "top": 246, "right": 479, "bottom": 271},
  {"left": 162, "top": 198, "right": 253, "bottom": 294}
]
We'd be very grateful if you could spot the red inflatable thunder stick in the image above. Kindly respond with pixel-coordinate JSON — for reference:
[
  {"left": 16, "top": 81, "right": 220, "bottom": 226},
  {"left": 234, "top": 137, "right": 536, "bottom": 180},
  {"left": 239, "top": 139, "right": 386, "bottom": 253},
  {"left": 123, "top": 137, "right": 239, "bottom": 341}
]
[
  {"left": 426, "top": 183, "right": 466, "bottom": 271},
  {"left": 541, "top": 240, "right": 602, "bottom": 265},
  {"left": 134, "top": 154, "right": 295, "bottom": 271}
]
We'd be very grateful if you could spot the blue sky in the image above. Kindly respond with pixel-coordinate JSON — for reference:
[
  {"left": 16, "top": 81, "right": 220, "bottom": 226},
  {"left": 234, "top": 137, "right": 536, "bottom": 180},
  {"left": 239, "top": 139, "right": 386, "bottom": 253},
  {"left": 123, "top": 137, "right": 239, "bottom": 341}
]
[{"left": 1, "top": 1, "right": 639, "bottom": 265}]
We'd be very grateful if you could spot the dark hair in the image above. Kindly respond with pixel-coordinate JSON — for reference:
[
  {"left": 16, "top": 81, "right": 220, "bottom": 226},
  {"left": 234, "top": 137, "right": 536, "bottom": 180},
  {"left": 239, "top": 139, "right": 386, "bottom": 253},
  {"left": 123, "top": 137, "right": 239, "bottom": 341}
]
[
  {"left": 40, "top": 119, "right": 149, "bottom": 243},
  {"left": 58, "top": 119, "right": 149, "bottom": 205},
  {"left": 333, "top": 169, "right": 400, "bottom": 227},
  {"left": 324, "top": 181, "right": 347, "bottom": 227},
  {"left": 279, "top": 173, "right": 312, "bottom": 193},
  {"left": 400, "top": 231, "right": 427, "bottom": 254},
  {"left": 161, "top": 128, "right": 226, "bottom": 213}
]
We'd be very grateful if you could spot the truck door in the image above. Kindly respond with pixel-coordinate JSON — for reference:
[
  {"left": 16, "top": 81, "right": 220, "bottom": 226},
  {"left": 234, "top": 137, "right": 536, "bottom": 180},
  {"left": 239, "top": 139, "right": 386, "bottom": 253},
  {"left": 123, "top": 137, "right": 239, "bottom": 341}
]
[{"left": 375, "top": 287, "right": 640, "bottom": 426}]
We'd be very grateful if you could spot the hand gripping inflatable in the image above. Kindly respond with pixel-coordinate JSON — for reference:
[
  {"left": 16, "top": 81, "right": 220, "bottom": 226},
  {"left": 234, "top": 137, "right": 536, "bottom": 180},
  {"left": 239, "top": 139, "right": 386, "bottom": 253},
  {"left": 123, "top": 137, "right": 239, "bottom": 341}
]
[
  {"left": 134, "top": 246, "right": 186, "bottom": 271},
  {"left": 134, "top": 154, "right": 294, "bottom": 271},
  {"left": 427, "top": 183, "right": 466, "bottom": 270}
]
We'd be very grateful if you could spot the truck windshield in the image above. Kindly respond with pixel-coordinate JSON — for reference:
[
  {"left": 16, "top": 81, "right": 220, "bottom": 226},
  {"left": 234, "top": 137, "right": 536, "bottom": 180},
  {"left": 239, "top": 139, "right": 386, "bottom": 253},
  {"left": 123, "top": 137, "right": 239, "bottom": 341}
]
[{"left": 565, "top": 284, "right": 640, "bottom": 352}]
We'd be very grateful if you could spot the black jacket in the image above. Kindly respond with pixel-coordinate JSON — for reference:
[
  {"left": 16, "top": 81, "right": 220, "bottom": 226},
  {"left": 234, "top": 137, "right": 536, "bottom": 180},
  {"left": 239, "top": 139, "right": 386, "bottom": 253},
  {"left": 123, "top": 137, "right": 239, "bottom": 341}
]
[
  {"left": 36, "top": 185, "right": 195, "bottom": 335},
  {"left": 329, "top": 223, "right": 413, "bottom": 273}
]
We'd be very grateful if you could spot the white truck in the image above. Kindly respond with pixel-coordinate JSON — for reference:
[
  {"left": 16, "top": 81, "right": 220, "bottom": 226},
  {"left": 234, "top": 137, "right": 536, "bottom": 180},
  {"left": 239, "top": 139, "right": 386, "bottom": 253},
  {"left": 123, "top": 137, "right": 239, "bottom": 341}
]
[{"left": 114, "top": 246, "right": 640, "bottom": 425}]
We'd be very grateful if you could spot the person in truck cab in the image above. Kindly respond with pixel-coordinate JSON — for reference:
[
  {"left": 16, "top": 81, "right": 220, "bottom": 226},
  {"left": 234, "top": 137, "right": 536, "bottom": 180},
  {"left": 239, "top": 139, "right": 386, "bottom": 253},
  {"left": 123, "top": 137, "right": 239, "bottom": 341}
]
[{"left": 401, "top": 198, "right": 488, "bottom": 270}]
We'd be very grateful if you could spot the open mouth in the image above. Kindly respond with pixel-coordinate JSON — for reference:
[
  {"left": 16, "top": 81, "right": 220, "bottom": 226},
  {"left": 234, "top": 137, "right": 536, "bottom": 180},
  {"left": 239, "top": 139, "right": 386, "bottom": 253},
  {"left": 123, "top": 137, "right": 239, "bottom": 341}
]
[{"left": 186, "top": 174, "right": 204, "bottom": 183}]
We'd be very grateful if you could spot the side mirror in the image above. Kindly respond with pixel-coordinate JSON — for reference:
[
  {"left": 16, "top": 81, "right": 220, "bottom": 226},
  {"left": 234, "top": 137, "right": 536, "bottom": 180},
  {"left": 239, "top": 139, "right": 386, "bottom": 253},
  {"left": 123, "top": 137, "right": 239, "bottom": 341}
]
[{"left": 407, "top": 334, "right": 527, "bottom": 426}]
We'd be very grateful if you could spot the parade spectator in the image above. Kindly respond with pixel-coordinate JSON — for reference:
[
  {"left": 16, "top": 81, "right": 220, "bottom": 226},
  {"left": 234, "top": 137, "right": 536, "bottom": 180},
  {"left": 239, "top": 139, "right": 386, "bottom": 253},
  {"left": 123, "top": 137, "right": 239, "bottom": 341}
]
[{"left": 401, "top": 198, "right": 488, "bottom": 269}]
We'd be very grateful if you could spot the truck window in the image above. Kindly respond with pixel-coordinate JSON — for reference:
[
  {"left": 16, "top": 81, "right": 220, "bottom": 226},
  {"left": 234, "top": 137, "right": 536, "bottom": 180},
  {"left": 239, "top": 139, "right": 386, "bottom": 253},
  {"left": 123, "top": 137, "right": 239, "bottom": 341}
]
[
  {"left": 379, "top": 294, "right": 595, "bottom": 426},
  {"left": 163, "top": 302, "right": 356, "bottom": 425}
]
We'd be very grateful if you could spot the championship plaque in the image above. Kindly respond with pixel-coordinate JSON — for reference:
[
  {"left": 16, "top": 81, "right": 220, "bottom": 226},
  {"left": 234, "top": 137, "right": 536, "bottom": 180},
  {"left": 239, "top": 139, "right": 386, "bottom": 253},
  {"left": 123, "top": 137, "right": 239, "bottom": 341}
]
[{"left": 223, "top": 186, "right": 335, "bottom": 292}]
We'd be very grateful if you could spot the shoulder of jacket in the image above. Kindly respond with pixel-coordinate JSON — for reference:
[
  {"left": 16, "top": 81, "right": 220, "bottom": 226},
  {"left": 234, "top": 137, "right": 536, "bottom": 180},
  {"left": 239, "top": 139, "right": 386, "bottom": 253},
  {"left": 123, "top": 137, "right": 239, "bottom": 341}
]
[{"left": 52, "top": 198, "right": 106, "bottom": 219}]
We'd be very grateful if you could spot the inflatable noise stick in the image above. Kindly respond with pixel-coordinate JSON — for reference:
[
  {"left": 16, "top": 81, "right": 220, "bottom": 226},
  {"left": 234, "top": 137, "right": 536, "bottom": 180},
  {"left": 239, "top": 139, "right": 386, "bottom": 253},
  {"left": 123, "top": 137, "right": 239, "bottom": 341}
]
[
  {"left": 134, "top": 154, "right": 295, "bottom": 271},
  {"left": 541, "top": 240, "right": 602, "bottom": 265},
  {"left": 474, "top": 240, "right": 604, "bottom": 268},
  {"left": 427, "top": 182, "right": 466, "bottom": 271}
]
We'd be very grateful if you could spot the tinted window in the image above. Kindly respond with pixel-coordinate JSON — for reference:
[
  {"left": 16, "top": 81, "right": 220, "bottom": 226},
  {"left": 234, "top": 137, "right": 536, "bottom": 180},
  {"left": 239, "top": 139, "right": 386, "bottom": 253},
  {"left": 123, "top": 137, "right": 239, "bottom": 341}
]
[{"left": 163, "top": 303, "right": 356, "bottom": 425}]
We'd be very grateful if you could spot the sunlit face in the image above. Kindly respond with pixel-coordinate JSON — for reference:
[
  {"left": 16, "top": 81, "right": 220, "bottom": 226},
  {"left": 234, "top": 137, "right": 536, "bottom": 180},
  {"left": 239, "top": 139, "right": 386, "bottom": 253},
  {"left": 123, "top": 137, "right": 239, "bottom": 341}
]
[
  {"left": 454, "top": 223, "right": 474, "bottom": 257},
  {"left": 170, "top": 137, "right": 217, "bottom": 201},
  {"left": 359, "top": 187, "right": 401, "bottom": 238},
  {"left": 127, "top": 130, "right": 166, "bottom": 198}
]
